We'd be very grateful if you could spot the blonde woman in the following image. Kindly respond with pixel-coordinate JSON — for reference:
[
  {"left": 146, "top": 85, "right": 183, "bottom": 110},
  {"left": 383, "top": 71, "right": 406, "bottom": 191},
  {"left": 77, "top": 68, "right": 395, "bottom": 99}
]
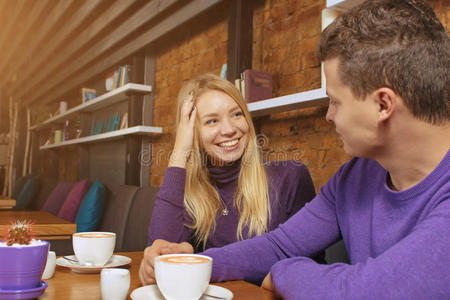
[{"left": 148, "top": 73, "right": 316, "bottom": 252}]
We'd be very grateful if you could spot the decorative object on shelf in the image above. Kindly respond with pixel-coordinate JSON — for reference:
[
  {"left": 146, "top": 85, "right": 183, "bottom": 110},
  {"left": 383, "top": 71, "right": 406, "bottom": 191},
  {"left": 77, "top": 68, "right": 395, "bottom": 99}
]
[
  {"left": 0, "top": 219, "right": 49, "bottom": 292},
  {"left": 59, "top": 101, "right": 68, "bottom": 114},
  {"left": 63, "top": 120, "right": 70, "bottom": 141},
  {"left": 54, "top": 130, "right": 62, "bottom": 144},
  {"left": 82, "top": 88, "right": 97, "bottom": 103},
  {"left": 75, "top": 128, "right": 82, "bottom": 139},
  {"left": 119, "top": 112, "right": 128, "bottom": 130}
]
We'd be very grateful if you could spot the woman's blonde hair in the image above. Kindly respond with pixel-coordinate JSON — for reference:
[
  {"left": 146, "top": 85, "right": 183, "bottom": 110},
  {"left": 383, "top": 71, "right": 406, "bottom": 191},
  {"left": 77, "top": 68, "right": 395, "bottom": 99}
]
[{"left": 175, "top": 73, "right": 271, "bottom": 249}]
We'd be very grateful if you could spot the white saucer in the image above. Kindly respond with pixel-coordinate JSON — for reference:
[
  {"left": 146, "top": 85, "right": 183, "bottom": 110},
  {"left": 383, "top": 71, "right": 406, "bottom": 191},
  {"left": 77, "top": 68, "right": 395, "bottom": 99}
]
[
  {"left": 131, "top": 284, "right": 233, "bottom": 300},
  {"left": 56, "top": 255, "right": 132, "bottom": 273}
]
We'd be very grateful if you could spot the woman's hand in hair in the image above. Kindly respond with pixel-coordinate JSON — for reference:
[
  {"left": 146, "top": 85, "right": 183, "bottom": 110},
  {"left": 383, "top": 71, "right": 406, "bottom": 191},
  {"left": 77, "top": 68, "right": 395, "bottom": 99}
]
[
  {"left": 139, "top": 239, "right": 194, "bottom": 285},
  {"left": 169, "top": 94, "right": 197, "bottom": 168}
]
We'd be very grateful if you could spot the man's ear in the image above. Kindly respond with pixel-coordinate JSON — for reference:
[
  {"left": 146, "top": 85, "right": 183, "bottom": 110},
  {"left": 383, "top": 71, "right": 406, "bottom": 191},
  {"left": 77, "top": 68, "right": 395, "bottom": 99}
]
[{"left": 374, "top": 88, "right": 396, "bottom": 122}]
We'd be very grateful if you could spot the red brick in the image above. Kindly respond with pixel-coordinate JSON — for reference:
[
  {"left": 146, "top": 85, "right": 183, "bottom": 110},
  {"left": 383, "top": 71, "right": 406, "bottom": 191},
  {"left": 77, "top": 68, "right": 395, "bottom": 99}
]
[
  {"left": 280, "top": 57, "right": 300, "bottom": 75},
  {"left": 270, "top": 5, "right": 287, "bottom": 20}
]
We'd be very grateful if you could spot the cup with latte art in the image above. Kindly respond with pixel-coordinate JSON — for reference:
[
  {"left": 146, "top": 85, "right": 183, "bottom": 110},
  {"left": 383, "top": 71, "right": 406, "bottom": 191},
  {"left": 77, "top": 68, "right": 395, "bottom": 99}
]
[
  {"left": 72, "top": 232, "right": 116, "bottom": 266},
  {"left": 155, "top": 254, "right": 212, "bottom": 300}
]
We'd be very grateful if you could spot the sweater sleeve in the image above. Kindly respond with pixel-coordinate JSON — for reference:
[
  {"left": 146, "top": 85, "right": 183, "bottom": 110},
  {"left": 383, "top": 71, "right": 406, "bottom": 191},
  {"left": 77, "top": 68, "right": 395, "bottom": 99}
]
[
  {"left": 203, "top": 187, "right": 341, "bottom": 283},
  {"left": 270, "top": 197, "right": 450, "bottom": 299},
  {"left": 148, "top": 167, "right": 191, "bottom": 244}
]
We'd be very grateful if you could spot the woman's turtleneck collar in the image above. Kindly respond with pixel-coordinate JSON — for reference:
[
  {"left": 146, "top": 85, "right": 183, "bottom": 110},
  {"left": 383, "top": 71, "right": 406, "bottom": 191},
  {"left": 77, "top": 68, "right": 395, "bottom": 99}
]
[{"left": 207, "top": 157, "right": 242, "bottom": 186}]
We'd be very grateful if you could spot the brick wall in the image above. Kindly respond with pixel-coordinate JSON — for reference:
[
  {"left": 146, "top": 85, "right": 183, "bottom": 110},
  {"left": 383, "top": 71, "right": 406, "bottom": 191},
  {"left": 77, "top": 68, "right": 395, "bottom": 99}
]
[{"left": 150, "top": 0, "right": 449, "bottom": 191}]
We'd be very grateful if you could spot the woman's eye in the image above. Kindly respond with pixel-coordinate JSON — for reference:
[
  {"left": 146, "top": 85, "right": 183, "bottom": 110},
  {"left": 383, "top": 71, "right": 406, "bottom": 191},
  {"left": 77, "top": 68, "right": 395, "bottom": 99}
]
[
  {"left": 233, "top": 111, "right": 243, "bottom": 117},
  {"left": 206, "top": 119, "right": 217, "bottom": 125}
]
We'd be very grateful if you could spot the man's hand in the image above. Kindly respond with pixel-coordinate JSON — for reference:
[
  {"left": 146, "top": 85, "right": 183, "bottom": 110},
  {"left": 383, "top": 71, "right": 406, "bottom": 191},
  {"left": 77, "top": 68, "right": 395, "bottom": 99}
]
[{"left": 139, "top": 239, "right": 194, "bottom": 285}]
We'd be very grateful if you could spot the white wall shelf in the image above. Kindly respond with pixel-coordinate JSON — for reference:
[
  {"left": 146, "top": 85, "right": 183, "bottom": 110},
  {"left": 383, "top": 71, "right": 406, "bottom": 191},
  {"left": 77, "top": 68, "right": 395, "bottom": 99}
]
[
  {"left": 30, "top": 83, "right": 152, "bottom": 131},
  {"left": 248, "top": 0, "right": 362, "bottom": 118},
  {"left": 248, "top": 88, "right": 328, "bottom": 117},
  {"left": 40, "top": 126, "right": 162, "bottom": 150},
  {"left": 326, "top": 0, "right": 365, "bottom": 10}
]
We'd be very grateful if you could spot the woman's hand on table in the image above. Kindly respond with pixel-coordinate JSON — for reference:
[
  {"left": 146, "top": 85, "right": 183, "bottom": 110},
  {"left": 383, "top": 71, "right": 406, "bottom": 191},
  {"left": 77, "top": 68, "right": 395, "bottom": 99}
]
[
  {"left": 169, "top": 94, "right": 197, "bottom": 168},
  {"left": 262, "top": 273, "right": 274, "bottom": 291},
  {"left": 139, "top": 239, "right": 194, "bottom": 285}
]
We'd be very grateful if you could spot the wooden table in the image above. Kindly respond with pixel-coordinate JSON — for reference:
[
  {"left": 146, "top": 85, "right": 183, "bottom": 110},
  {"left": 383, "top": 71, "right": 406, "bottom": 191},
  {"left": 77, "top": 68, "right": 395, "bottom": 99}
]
[
  {"left": 0, "top": 211, "right": 76, "bottom": 240},
  {"left": 43, "top": 252, "right": 278, "bottom": 299},
  {"left": 0, "top": 196, "right": 16, "bottom": 209}
]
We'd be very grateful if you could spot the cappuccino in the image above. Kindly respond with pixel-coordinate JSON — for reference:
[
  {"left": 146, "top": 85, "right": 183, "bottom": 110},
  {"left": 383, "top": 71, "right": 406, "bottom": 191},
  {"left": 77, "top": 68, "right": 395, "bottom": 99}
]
[
  {"left": 155, "top": 254, "right": 212, "bottom": 300},
  {"left": 72, "top": 232, "right": 116, "bottom": 266},
  {"left": 158, "top": 255, "right": 210, "bottom": 264},
  {"left": 74, "top": 233, "right": 114, "bottom": 238}
]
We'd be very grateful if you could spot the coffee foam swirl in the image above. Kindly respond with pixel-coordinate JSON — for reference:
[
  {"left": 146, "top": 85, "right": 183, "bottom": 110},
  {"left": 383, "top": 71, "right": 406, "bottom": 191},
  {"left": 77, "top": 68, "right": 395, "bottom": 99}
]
[
  {"left": 168, "top": 257, "right": 203, "bottom": 263},
  {"left": 160, "top": 256, "right": 209, "bottom": 263}
]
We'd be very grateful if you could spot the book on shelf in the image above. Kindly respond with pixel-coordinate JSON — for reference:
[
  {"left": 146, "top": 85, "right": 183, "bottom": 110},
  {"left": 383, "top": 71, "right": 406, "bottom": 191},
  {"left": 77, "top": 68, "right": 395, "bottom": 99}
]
[
  {"left": 109, "top": 64, "right": 130, "bottom": 90},
  {"left": 119, "top": 112, "right": 128, "bottom": 129},
  {"left": 234, "top": 69, "right": 272, "bottom": 103},
  {"left": 105, "top": 71, "right": 115, "bottom": 91},
  {"left": 82, "top": 88, "right": 96, "bottom": 103},
  {"left": 242, "top": 69, "right": 272, "bottom": 103}
]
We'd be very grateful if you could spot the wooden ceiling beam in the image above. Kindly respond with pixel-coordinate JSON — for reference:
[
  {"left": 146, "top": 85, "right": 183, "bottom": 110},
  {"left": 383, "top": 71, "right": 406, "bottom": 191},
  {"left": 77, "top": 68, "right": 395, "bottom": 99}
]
[
  {"left": 22, "top": 0, "right": 223, "bottom": 107},
  {"left": 7, "top": 0, "right": 141, "bottom": 97},
  {"left": 0, "top": 0, "right": 30, "bottom": 52},
  {"left": 0, "top": 0, "right": 49, "bottom": 85},
  {"left": 0, "top": 0, "right": 103, "bottom": 90},
  {"left": 2, "top": 0, "right": 75, "bottom": 92},
  {"left": 17, "top": 0, "right": 181, "bottom": 104}
]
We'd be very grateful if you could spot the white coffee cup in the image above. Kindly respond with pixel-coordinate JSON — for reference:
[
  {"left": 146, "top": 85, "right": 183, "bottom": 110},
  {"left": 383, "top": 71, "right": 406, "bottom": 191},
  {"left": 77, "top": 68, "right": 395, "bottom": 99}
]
[
  {"left": 42, "top": 251, "right": 56, "bottom": 280},
  {"left": 101, "top": 268, "right": 130, "bottom": 300},
  {"left": 155, "top": 254, "right": 212, "bottom": 300},
  {"left": 72, "top": 232, "right": 116, "bottom": 266}
]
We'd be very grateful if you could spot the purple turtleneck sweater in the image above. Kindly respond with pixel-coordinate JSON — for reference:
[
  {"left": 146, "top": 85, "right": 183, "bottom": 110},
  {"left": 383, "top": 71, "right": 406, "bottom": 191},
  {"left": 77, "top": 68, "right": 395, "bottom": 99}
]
[
  {"left": 203, "top": 151, "right": 450, "bottom": 299},
  {"left": 148, "top": 160, "right": 316, "bottom": 250}
]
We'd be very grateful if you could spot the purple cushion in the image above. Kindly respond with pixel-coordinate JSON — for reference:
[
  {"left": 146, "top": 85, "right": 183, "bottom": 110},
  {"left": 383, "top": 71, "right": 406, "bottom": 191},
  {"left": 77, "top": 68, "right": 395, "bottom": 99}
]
[
  {"left": 57, "top": 179, "right": 90, "bottom": 222},
  {"left": 41, "top": 181, "right": 75, "bottom": 215}
]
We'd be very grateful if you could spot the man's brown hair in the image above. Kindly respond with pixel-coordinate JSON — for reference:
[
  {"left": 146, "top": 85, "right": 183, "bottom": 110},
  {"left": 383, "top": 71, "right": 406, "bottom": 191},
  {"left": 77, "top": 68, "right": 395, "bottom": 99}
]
[{"left": 319, "top": 0, "right": 449, "bottom": 124}]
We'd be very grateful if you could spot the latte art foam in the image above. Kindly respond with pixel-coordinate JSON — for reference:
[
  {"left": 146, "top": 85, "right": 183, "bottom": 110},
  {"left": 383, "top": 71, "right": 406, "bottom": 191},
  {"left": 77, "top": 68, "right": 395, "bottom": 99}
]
[{"left": 159, "top": 255, "right": 210, "bottom": 264}]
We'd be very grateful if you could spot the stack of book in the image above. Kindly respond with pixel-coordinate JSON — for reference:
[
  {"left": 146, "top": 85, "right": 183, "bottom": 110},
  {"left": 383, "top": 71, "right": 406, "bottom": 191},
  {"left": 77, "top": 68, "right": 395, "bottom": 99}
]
[
  {"left": 106, "top": 64, "right": 130, "bottom": 91},
  {"left": 235, "top": 69, "right": 272, "bottom": 103}
]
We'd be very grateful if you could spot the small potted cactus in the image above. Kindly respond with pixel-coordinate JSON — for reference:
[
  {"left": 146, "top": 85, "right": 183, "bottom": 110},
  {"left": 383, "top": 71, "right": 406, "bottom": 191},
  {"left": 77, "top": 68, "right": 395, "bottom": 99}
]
[{"left": 0, "top": 219, "right": 49, "bottom": 291}]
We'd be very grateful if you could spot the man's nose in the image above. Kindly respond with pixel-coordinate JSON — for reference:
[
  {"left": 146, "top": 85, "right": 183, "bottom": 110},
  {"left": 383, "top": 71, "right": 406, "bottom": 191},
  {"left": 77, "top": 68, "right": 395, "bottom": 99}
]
[{"left": 325, "top": 106, "right": 334, "bottom": 123}]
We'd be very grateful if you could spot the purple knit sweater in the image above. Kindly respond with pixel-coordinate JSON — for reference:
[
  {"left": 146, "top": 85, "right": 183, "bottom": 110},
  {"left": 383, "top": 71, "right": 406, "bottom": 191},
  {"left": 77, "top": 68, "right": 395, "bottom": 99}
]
[
  {"left": 203, "top": 150, "right": 450, "bottom": 299},
  {"left": 148, "top": 160, "right": 316, "bottom": 250}
]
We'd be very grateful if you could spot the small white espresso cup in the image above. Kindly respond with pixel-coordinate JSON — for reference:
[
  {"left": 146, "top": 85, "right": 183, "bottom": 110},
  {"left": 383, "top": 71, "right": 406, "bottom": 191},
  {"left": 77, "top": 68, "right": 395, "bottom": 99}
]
[
  {"left": 155, "top": 254, "right": 212, "bottom": 300},
  {"left": 101, "top": 268, "right": 130, "bottom": 300},
  {"left": 72, "top": 232, "right": 116, "bottom": 266},
  {"left": 42, "top": 251, "right": 56, "bottom": 280}
]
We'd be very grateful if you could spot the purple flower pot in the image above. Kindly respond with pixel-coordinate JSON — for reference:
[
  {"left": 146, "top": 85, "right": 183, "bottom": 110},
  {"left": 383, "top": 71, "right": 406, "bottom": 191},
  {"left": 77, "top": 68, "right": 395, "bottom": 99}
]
[{"left": 0, "top": 240, "right": 49, "bottom": 290}]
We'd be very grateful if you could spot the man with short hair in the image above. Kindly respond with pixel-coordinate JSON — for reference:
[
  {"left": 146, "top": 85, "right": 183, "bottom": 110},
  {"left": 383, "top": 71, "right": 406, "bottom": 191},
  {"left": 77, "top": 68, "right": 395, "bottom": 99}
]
[{"left": 140, "top": 0, "right": 450, "bottom": 298}]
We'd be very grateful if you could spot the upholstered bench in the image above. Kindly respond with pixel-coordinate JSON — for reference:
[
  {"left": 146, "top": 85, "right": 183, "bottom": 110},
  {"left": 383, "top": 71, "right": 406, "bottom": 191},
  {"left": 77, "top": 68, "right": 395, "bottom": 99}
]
[{"left": 14, "top": 177, "right": 158, "bottom": 256}]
